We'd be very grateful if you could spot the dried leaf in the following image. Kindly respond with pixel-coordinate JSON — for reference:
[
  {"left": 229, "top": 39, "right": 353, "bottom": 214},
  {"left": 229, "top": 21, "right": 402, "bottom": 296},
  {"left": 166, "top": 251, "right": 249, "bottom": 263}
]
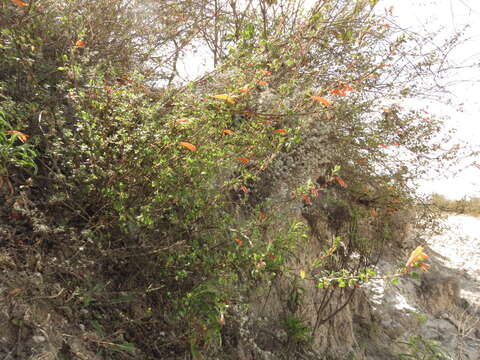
[
  {"left": 235, "top": 157, "right": 249, "bottom": 164},
  {"left": 212, "top": 94, "right": 237, "bottom": 104},
  {"left": 222, "top": 129, "right": 234, "bottom": 135},
  {"left": 178, "top": 142, "right": 197, "bottom": 152},
  {"left": 8, "top": 288, "right": 22, "bottom": 297},
  {"left": 11, "top": 0, "right": 27, "bottom": 7},
  {"left": 75, "top": 39, "right": 85, "bottom": 47},
  {"left": 273, "top": 129, "right": 287, "bottom": 134},
  {"left": 6, "top": 130, "right": 29, "bottom": 143},
  {"left": 311, "top": 96, "right": 332, "bottom": 107}
]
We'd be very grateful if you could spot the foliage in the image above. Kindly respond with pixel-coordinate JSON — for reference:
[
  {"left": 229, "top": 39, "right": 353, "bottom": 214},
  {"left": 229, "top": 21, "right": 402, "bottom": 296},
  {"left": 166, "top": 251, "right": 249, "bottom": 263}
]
[
  {"left": 398, "top": 335, "right": 451, "bottom": 360},
  {"left": 0, "top": 0, "right": 467, "bottom": 358},
  {"left": 430, "top": 193, "right": 480, "bottom": 217}
]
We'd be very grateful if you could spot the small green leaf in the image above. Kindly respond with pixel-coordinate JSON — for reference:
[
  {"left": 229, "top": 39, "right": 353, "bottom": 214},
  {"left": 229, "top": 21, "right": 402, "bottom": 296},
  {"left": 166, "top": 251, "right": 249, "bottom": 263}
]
[{"left": 113, "top": 342, "right": 136, "bottom": 353}]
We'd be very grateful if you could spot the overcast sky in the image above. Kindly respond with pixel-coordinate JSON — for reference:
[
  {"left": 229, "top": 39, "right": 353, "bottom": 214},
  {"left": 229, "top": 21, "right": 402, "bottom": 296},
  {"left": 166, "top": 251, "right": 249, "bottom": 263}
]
[{"left": 380, "top": 0, "right": 480, "bottom": 199}]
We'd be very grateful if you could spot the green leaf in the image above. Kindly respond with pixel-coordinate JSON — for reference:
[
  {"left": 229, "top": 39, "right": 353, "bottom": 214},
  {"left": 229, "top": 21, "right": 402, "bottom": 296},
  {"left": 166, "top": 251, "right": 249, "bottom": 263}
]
[{"left": 112, "top": 342, "right": 136, "bottom": 353}]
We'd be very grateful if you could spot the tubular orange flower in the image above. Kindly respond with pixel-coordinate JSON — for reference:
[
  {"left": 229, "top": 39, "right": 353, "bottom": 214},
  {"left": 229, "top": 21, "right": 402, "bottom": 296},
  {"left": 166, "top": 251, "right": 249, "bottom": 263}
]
[
  {"left": 419, "top": 262, "right": 430, "bottom": 272},
  {"left": 235, "top": 157, "right": 249, "bottom": 164},
  {"left": 405, "top": 246, "right": 429, "bottom": 270},
  {"left": 11, "top": 0, "right": 27, "bottom": 7},
  {"left": 6, "top": 130, "right": 29, "bottom": 143},
  {"left": 178, "top": 142, "right": 197, "bottom": 151},
  {"left": 234, "top": 238, "right": 245, "bottom": 246},
  {"left": 311, "top": 96, "right": 332, "bottom": 107}
]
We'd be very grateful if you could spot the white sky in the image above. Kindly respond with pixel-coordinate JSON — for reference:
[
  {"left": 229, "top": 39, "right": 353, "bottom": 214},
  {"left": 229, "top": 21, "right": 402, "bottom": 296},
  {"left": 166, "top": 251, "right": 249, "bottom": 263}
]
[{"left": 380, "top": 0, "right": 480, "bottom": 199}]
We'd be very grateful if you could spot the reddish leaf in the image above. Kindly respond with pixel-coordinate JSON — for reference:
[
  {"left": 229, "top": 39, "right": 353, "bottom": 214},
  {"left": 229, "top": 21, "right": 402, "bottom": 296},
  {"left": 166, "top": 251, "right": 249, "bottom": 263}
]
[
  {"left": 379, "top": 144, "right": 388, "bottom": 148},
  {"left": 474, "top": 164, "right": 480, "bottom": 169},
  {"left": 311, "top": 96, "right": 332, "bottom": 107},
  {"left": 235, "top": 157, "right": 249, "bottom": 164},
  {"left": 178, "top": 142, "right": 197, "bottom": 152}
]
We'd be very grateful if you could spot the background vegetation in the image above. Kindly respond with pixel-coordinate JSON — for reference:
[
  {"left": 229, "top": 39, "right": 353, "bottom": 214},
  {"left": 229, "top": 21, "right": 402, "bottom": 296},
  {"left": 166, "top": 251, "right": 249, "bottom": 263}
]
[
  {"left": 0, "top": 0, "right": 470, "bottom": 358},
  {"left": 430, "top": 193, "right": 480, "bottom": 217}
]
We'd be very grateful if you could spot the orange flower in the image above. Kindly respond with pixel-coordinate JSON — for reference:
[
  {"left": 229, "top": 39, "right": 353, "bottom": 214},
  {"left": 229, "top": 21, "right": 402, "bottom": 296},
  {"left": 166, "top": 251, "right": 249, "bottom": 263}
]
[
  {"left": 419, "top": 262, "right": 430, "bottom": 272},
  {"left": 234, "top": 238, "right": 245, "bottom": 246},
  {"left": 405, "top": 246, "right": 428, "bottom": 270},
  {"left": 239, "top": 85, "right": 250, "bottom": 93},
  {"left": 178, "top": 142, "right": 197, "bottom": 151},
  {"left": 257, "top": 80, "right": 268, "bottom": 86},
  {"left": 6, "top": 130, "right": 29, "bottom": 143},
  {"left": 311, "top": 96, "right": 332, "bottom": 107},
  {"left": 222, "top": 129, "right": 234, "bottom": 135},
  {"left": 273, "top": 129, "right": 287, "bottom": 134},
  {"left": 75, "top": 39, "right": 85, "bottom": 47},
  {"left": 335, "top": 176, "right": 347, "bottom": 188},
  {"left": 235, "top": 157, "right": 249, "bottom": 164},
  {"left": 330, "top": 84, "right": 353, "bottom": 96},
  {"left": 11, "top": 0, "right": 27, "bottom": 7}
]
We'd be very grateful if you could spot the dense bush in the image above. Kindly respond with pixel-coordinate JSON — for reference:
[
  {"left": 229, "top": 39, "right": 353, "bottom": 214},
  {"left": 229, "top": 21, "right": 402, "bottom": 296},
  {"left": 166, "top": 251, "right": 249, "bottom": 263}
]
[{"left": 0, "top": 0, "right": 466, "bottom": 358}]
